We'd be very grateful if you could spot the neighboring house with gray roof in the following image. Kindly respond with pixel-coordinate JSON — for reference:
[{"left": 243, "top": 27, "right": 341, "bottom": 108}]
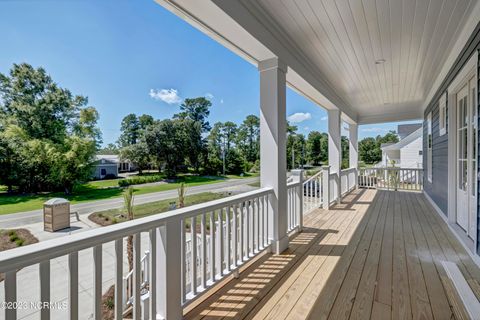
[
  {"left": 380, "top": 124, "right": 423, "bottom": 168},
  {"left": 91, "top": 155, "right": 137, "bottom": 179}
]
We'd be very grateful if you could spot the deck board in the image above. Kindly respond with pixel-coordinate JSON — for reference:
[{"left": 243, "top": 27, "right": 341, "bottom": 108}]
[{"left": 185, "top": 189, "right": 480, "bottom": 320}]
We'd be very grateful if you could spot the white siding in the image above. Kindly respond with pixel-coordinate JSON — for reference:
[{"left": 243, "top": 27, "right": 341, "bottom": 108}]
[{"left": 400, "top": 136, "right": 423, "bottom": 168}]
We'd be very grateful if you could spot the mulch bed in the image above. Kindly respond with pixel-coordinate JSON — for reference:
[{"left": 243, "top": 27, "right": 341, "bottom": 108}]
[
  {"left": 88, "top": 212, "right": 121, "bottom": 226},
  {"left": 0, "top": 228, "right": 39, "bottom": 281}
]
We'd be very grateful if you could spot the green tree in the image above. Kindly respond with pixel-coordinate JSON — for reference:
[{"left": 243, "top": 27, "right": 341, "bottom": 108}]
[
  {"left": 376, "top": 130, "right": 399, "bottom": 144},
  {"left": 98, "top": 143, "right": 119, "bottom": 155},
  {"left": 138, "top": 114, "right": 154, "bottom": 130},
  {"left": 236, "top": 115, "right": 260, "bottom": 163},
  {"left": 0, "top": 63, "right": 100, "bottom": 193},
  {"left": 144, "top": 119, "right": 186, "bottom": 177},
  {"left": 175, "top": 97, "right": 212, "bottom": 132},
  {"left": 341, "top": 136, "right": 349, "bottom": 169},
  {"left": 306, "top": 131, "right": 328, "bottom": 165},
  {"left": 222, "top": 121, "right": 237, "bottom": 152},
  {"left": 119, "top": 142, "right": 151, "bottom": 174},
  {"left": 118, "top": 114, "right": 140, "bottom": 147},
  {"left": 287, "top": 132, "right": 306, "bottom": 170},
  {"left": 183, "top": 119, "right": 205, "bottom": 173},
  {"left": 359, "top": 137, "right": 381, "bottom": 164}
]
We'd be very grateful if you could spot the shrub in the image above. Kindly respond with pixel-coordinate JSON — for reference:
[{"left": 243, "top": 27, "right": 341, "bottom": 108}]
[
  {"left": 8, "top": 231, "right": 19, "bottom": 243},
  {"left": 15, "top": 238, "right": 24, "bottom": 246},
  {"left": 118, "top": 175, "right": 164, "bottom": 187}
]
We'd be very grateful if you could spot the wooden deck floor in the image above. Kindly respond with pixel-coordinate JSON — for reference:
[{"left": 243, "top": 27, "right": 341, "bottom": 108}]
[{"left": 185, "top": 189, "right": 480, "bottom": 320}]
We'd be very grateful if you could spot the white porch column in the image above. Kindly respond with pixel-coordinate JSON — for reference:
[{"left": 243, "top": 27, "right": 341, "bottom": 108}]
[
  {"left": 156, "top": 218, "right": 182, "bottom": 320},
  {"left": 349, "top": 123, "right": 358, "bottom": 188},
  {"left": 328, "top": 109, "right": 342, "bottom": 203},
  {"left": 259, "top": 57, "right": 289, "bottom": 254}
]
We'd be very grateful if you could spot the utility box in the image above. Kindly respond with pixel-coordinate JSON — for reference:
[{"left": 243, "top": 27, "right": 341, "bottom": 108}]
[{"left": 43, "top": 198, "right": 70, "bottom": 232}]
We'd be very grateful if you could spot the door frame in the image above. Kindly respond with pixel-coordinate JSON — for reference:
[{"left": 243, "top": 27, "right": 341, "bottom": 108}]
[{"left": 447, "top": 51, "right": 478, "bottom": 252}]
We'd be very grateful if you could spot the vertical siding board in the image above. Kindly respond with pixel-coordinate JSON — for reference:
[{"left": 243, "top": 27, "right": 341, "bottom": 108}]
[{"left": 423, "top": 22, "right": 480, "bottom": 255}]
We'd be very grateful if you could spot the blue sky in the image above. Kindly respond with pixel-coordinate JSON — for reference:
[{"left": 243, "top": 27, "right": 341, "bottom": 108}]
[{"left": 0, "top": 0, "right": 415, "bottom": 146}]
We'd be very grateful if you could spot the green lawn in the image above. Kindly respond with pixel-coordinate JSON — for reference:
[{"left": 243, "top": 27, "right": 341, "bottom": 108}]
[
  {"left": 89, "top": 192, "right": 228, "bottom": 226},
  {"left": 0, "top": 175, "right": 250, "bottom": 215},
  {"left": 86, "top": 179, "right": 125, "bottom": 188}
]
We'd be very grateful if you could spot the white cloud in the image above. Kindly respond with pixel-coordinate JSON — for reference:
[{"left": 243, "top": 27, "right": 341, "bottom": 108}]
[
  {"left": 320, "top": 116, "right": 328, "bottom": 121},
  {"left": 287, "top": 112, "right": 312, "bottom": 123},
  {"left": 361, "top": 127, "right": 387, "bottom": 133},
  {"left": 205, "top": 93, "right": 214, "bottom": 100},
  {"left": 220, "top": 99, "right": 224, "bottom": 104},
  {"left": 303, "top": 126, "right": 310, "bottom": 131},
  {"left": 149, "top": 88, "right": 182, "bottom": 104}
]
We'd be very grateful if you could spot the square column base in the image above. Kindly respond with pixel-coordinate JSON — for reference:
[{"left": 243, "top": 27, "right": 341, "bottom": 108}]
[{"left": 271, "top": 235, "right": 289, "bottom": 254}]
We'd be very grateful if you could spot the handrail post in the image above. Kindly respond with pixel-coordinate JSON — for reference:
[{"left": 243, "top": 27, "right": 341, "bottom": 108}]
[
  {"left": 157, "top": 218, "right": 182, "bottom": 320},
  {"left": 291, "top": 169, "right": 303, "bottom": 231},
  {"left": 322, "top": 166, "right": 330, "bottom": 210}
]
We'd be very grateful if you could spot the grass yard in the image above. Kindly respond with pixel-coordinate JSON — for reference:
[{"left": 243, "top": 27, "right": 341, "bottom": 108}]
[
  {"left": 86, "top": 179, "right": 125, "bottom": 188},
  {"left": 0, "top": 175, "right": 249, "bottom": 215},
  {"left": 89, "top": 192, "right": 228, "bottom": 226}
]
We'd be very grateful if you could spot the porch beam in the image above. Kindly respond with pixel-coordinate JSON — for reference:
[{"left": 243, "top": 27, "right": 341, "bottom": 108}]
[
  {"left": 259, "top": 57, "right": 289, "bottom": 254},
  {"left": 328, "top": 109, "right": 342, "bottom": 203}
]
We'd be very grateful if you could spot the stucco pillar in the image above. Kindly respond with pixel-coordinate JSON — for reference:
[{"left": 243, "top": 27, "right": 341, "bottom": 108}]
[{"left": 259, "top": 57, "right": 288, "bottom": 254}]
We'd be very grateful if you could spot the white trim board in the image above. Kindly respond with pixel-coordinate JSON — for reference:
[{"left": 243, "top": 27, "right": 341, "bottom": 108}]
[
  {"left": 447, "top": 51, "right": 479, "bottom": 250},
  {"left": 424, "top": 191, "right": 480, "bottom": 268},
  {"left": 442, "top": 261, "right": 480, "bottom": 319}
]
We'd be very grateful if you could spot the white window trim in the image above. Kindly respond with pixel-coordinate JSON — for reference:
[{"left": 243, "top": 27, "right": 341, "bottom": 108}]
[
  {"left": 427, "top": 112, "right": 433, "bottom": 182},
  {"left": 439, "top": 93, "right": 447, "bottom": 136}
]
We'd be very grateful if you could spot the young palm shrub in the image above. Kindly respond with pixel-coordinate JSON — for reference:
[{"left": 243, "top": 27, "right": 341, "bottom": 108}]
[
  {"left": 178, "top": 182, "right": 186, "bottom": 208},
  {"left": 124, "top": 186, "right": 135, "bottom": 271}
]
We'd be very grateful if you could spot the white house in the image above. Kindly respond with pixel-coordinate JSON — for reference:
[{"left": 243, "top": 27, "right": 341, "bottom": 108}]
[{"left": 380, "top": 124, "right": 423, "bottom": 168}]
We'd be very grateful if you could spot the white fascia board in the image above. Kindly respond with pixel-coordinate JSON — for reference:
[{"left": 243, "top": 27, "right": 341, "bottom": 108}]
[
  {"left": 154, "top": 0, "right": 275, "bottom": 64},
  {"left": 422, "top": 0, "right": 480, "bottom": 112},
  {"left": 156, "top": 0, "right": 357, "bottom": 123}
]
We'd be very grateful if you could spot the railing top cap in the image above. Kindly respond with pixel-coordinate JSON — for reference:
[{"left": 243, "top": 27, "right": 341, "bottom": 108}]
[{"left": 0, "top": 186, "right": 274, "bottom": 272}]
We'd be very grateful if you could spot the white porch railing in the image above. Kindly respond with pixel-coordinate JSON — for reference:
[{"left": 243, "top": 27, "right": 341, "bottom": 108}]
[
  {"left": 287, "top": 178, "right": 303, "bottom": 232},
  {"left": 0, "top": 187, "right": 293, "bottom": 320},
  {"left": 123, "top": 250, "right": 150, "bottom": 310},
  {"left": 340, "top": 168, "right": 357, "bottom": 196},
  {"left": 358, "top": 167, "right": 423, "bottom": 191},
  {"left": 302, "top": 171, "right": 323, "bottom": 214}
]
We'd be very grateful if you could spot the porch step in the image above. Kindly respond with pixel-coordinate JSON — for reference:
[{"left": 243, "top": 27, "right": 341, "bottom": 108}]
[{"left": 442, "top": 261, "right": 480, "bottom": 319}]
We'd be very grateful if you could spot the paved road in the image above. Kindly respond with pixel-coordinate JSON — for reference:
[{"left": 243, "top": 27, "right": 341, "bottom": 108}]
[{"left": 0, "top": 177, "right": 259, "bottom": 228}]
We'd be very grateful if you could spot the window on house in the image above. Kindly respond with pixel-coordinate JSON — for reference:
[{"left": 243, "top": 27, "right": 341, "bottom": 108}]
[
  {"left": 439, "top": 93, "right": 447, "bottom": 136},
  {"left": 419, "top": 150, "right": 423, "bottom": 156},
  {"left": 101, "top": 168, "right": 106, "bottom": 176},
  {"left": 427, "top": 112, "right": 432, "bottom": 182}
]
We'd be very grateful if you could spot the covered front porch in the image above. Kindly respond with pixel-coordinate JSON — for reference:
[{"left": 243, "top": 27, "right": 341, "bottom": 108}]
[{"left": 186, "top": 189, "right": 480, "bottom": 320}]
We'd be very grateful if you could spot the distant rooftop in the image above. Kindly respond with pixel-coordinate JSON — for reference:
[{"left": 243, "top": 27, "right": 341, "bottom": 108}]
[{"left": 398, "top": 123, "right": 422, "bottom": 140}]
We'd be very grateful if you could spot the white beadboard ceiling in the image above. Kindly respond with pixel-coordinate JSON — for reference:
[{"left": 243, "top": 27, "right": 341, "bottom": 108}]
[
  {"left": 245, "top": 0, "right": 477, "bottom": 121},
  {"left": 157, "top": 0, "right": 479, "bottom": 123}
]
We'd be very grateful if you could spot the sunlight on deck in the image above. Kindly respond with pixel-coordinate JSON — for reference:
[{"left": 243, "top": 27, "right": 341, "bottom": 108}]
[{"left": 186, "top": 189, "right": 480, "bottom": 320}]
